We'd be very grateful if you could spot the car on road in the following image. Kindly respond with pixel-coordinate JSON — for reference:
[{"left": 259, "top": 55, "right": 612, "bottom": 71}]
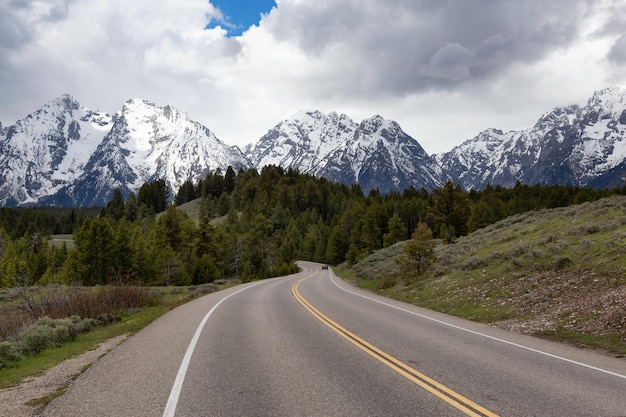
[{"left": 321, "top": 264, "right": 328, "bottom": 269}]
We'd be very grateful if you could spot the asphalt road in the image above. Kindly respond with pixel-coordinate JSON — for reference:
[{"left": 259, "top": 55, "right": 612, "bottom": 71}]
[{"left": 43, "top": 262, "right": 626, "bottom": 416}]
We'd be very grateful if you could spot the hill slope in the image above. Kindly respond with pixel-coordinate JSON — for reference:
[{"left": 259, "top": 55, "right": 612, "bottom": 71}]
[{"left": 341, "top": 196, "right": 626, "bottom": 354}]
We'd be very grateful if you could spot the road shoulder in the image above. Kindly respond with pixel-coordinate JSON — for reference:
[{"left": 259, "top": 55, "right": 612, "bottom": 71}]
[{"left": 0, "top": 335, "right": 128, "bottom": 417}]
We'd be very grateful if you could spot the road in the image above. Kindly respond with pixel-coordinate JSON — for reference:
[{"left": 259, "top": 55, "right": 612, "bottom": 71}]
[{"left": 43, "top": 262, "right": 626, "bottom": 416}]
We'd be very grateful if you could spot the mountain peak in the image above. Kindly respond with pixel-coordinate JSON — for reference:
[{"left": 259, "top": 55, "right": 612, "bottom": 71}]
[
  {"left": 0, "top": 95, "right": 249, "bottom": 206},
  {"left": 0, "top": 94, "right": 114, "bottom": 206},
  {"left": 121, "top": 98, "right": 156, "bottom": 114},
  {"left": 438, "top": 85, "right": 626, "bottom": 191},
  {"left": 6, "top": 85, "right": 626, "bottom": 207},
  {"left": 248, "top": 110, "right": 442, "bottom": 193},
  {"left": 41, "top": 93, "right": 80, "bottom": 115},
  {"left": 51, "top": 92, "right": 76, "bottom": 102},
  {"left": 290, "top": 109, "right": 326, "bottom": 122},
  {"left": 586, "top": 86, "right": 626, "bottom": 116},
  {"left": 288, "top": 110, "right": 354, "bottom": 125},
  {"left": 359, "top": 115, "right": 395, "bottom": 134}
]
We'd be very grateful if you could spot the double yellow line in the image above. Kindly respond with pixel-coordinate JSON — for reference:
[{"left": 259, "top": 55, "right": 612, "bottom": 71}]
[{"left": 292, "top": 276, "right": 499, "bottom": 417}]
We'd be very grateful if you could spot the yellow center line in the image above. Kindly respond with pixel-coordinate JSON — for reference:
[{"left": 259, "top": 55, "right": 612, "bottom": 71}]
[{"left": 292, "top": 275, "right": 499, "bottom": 417}]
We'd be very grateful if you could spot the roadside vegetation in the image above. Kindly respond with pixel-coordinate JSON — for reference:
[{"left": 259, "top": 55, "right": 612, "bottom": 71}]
[
  {"left": 0, "top": 282, "right": 225, "bottom": 388},
  {"left": 335, "top": 195, "right": 626, "bottom": 356}
]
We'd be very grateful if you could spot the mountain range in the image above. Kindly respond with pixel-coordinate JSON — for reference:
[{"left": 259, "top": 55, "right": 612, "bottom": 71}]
[
  {"left": 437, "top": 86, "right": 626, "bottom": 190},
  {"left": 1, "top": 86, "right": 625, "bottom": 207},
  {"left": 246, "top": 110, "right": 443, "bottom": 194}
]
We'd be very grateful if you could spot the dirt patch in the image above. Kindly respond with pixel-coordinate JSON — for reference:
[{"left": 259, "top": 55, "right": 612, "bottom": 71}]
[
  {"left": 492, "top": 270, "right": 626, "bottom": 342},
  {"left": 0, "top": 335, "right": 128, "bottom": 417}
]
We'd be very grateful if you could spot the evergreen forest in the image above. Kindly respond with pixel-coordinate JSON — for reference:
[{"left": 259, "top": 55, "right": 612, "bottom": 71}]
[{"left": 1, "top": 165, "right": 624, "bottom": 288}]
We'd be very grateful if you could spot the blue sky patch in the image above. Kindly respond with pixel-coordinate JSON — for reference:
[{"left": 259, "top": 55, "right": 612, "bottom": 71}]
[{"left": 207, "top": 0, "right": 276, "bottom": 36}]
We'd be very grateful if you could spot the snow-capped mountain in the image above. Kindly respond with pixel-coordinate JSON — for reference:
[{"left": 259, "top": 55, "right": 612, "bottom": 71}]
[
  {"left": 4, "top": 86, "right": 626, "bottom": 208},
  {"left": 436, "top": 86, "right": 626, "bottom": 190},
  {"left": 0, "top": 94, "right": 113, "bottom": 206},
  {"left": 247, "top": 110, "right": 444, "bottom": 193},
  {"left": 42, "top": 98, "right": 251, "bottom": 207},
  {"left": 0, "top": 96, "right": 250, "bottom": 207}
]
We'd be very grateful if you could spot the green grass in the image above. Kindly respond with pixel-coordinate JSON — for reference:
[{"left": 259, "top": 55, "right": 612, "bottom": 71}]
[
  {"left": 49, "top": 234, "right": 75, "bottom": 249},
  {"left": 336, "top": 195, "right": 626, "bottom": 355},
  {"left": 0, "top": 284, "right": 229, "bottom": 389},
  {"left": 175, "top": 198, "right": 203, "bottom": 223},
  {"left": 0, "top": 304, "right": 168, "bottom": 389},
  {"left": 535, "top": 330, "right": 626, "bottom": 353},
  {"left": 25, "top": 384, "right": 67, "bottom": 406}
]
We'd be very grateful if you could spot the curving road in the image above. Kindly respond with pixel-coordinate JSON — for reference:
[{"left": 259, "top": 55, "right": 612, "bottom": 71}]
[{"left": 43, "top": 262, "right": 626, "bottom": 416}]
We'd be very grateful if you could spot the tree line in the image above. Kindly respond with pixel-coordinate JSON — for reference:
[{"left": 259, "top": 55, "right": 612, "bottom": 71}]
[{"left": 1, "top": 165, "right": 624, "bottom": 288}]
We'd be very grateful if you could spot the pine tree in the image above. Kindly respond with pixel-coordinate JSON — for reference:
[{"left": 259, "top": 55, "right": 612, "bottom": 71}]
[
  {"left": 224, "top": 166, "right": 237, "bottom": 194},
  {"left": 361, "top": 207, "right": 382, "bottom": 254},
  {"left": 175, "top": 180, "right": 197, "bottom": 206},
  {"left": 431, "top": 180, "right": 470, "bottom": 242},
  {"left": 155, "top": 244, "right": 183, "bottom": 286},
  {"left": 278, "top": 235, "right": 297, "bottom": 265},
  {"left": 73, "top": 216, "right": 116, "bottom": 285},
  {"left": 112, "top": 219, "right": 134, "bottom": 281},
  {"left": 138, "top": 179, "right": 169, "bottom": 213},
  {"left": 383, "top": 213, "right": 405, "bottom": 248},
  {"left": 106, "top": 188, "right": 126, "bottom": 220},
  {"left": 325, "top": 225, "right": 346, "bottom": 265},
  {"left": 124, "top": 192, "right": 139, "bottom": 221},
  {"left": 345, "top": 243, "right": 360, "bottom": 267},
  {"left": 240, "top": 213, "right": 274, "bottom": 279},
  {"left": 0, "top": 239, "right": 29, "bottom": 287},
  {"left": 395, "top": 222, "right": 436, "bottom": 279},
  {"left": 192, "top": 254, "right": 220, "bottom": 284}
]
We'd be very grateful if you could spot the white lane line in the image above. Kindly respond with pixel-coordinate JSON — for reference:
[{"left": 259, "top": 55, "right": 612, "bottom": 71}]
[
  {"left": 162, "top": 281, "right": 266, "bottom": 417},
  {"left": 326, "top": 269, "right": 626, "bottom": 381}
]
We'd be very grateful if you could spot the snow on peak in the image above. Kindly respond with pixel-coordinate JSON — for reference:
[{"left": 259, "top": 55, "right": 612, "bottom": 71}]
[
  {"left": 247, "top": 110, "right": 442, "bottom": 193},
  {"left": 291, "top": 109, "right": 326, "bottom": 121},
  {"left": 7, "top": 84, "right": 626, "bottom": 206},
  {"left": 95, "top": 99, "right": 248, "bottom": 196},
  {"left": 0, "top": 95, "right": 249, "bottom": 206},
  {"left": 438, "top": 85, "right": 626, "bottom": 190},
  {"left": 0, "top": 94, "right": 114, "bottom": 205},
  {"left": 247, "top": 109, "right": 358, "bottom": 170},
  {"left": 586, "top": 86, "right": 626, "bottom": 117}
]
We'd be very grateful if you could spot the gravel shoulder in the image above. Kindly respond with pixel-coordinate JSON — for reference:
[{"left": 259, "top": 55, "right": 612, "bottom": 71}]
[{"left": 0, "top": 335, "right": 128, "bottom": 417}]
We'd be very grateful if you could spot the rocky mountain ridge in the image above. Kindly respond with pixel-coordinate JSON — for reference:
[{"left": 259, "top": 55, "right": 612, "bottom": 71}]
[
  {"left": 436, "top": 86, "right": 626, "bottom": 190},
  {"left": 246, "top": 110, "right": 444, "bottom": 193},
  {"left": 0, "top": 95, "right": 113, "bottom": 206},
  {"left": 0, "top": 95, "right": 249, "bottom": 207},
  {"left": 2, "top": 86, "right": 626, "bottom": 207}
]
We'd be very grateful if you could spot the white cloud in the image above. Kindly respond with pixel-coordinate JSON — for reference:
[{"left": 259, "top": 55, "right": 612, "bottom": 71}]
[{"left": 1, "top": 0, "right": 625, "bottom": 154}]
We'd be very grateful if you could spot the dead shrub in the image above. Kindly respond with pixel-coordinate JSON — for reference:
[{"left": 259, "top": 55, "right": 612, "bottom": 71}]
[
  {"left": 510, "top": 242, "right": 531, "bottom": 257},
  {"left": 0, "top": 305, "right": 33, "bottom": 342},
  {"left": 188, "top": 283, "right": 218, "bottom": 299},
  {"left": 1, "top": 285, "right": 161, "bottom": 343},
  {"left": 553, "top": 256, "right": 573, "bottom": 270},
  {"left": 377, "top": 275, "right": 399, "bottom": 290}
]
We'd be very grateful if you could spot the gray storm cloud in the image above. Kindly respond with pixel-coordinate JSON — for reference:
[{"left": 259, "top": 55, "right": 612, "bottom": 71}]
[
  {"left": 264, "top": 0, "right": 599, "bottom": 95},
  {"left": 609, "top": 35, "right": 626, "bottom": 64},
  {"left": 0, "top": 0, "right": 624, "bottom": 152}
]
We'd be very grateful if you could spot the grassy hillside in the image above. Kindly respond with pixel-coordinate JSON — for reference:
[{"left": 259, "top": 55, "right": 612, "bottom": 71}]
[
  {"left": 337, "top": 195, "right": 626, "bottom": 355},
  {"left": 175, "top": 198, "right": 203, "bottom": 223}
]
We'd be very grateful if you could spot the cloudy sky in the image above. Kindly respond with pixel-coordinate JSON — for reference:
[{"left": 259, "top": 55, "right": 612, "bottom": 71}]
[{"left": 1, "top": 0, "right": 625, "bottom": 154}]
